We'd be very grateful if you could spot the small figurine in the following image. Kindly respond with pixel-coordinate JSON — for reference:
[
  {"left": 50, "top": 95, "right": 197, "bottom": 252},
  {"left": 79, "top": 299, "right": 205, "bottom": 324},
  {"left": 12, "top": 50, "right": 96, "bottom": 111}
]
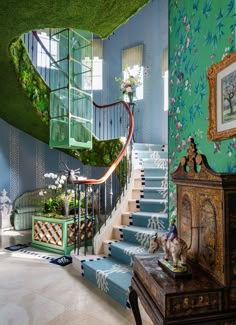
[
  {"left": 149, "top": 218, "right": 188, "bottom": 268},
  {"left": 167, "top": 218, "right": 178, "bottom": 241}
]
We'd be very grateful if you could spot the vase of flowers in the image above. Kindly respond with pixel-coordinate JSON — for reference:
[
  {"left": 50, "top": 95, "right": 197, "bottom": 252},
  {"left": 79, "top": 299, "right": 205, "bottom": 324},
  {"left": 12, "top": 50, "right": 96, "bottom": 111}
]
[
  {"left": 115, "top": 66, "right": 142, "bottom": 103},
  {"left": 39, "top": 172, "right": 75, "bottom": 218}
]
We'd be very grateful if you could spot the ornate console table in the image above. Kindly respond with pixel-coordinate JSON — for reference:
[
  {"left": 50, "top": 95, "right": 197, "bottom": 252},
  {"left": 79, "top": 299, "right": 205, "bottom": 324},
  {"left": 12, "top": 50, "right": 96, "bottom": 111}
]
[{"left": 130, "top": 255, "right": 236, "bottom": 325}]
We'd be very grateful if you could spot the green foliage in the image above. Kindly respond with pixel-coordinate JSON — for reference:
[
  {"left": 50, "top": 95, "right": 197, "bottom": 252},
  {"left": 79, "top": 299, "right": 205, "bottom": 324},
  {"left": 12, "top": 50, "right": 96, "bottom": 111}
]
[
  {"left": 72, "top": 137, "right": 124, "bottom": 167},
  {"left": 10, "top": 38, "right": 50, "bottom": 124}
]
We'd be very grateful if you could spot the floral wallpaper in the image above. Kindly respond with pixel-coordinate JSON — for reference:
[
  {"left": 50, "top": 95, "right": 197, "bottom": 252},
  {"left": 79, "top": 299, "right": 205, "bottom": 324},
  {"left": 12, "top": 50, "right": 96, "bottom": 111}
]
[{"left": 168, "top": 0, "right": 235, "bottom": 216}]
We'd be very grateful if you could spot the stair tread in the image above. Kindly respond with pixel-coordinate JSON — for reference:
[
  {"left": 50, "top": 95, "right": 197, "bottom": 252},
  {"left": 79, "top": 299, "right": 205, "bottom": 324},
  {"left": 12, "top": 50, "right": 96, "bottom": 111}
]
[
  {"left": 142, "top": 166, "right": 167, "bottom": 170},
  {"left": 111, "top": 241, "right": 149, "bottom": 250},
  {"left": 131, "top": 211, "right": 168, "bottom": 217},
  {"left": 139, "top": 198, "right": 168, "bottom": 202},
  {"left": 143, "top": 176, "right": 167, "bottom": 179},
  {"left": 82, "top": 257, "right": 132, "bottom": 289},
  {"left": 115, "top": 224, "right": 164, "bottom": 233}
]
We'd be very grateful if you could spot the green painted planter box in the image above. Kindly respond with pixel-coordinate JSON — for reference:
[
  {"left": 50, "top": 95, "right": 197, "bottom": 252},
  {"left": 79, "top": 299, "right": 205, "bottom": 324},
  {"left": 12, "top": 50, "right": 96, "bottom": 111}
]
[{"left": 31, "top": 214, "right": 93, "bottom": 256}]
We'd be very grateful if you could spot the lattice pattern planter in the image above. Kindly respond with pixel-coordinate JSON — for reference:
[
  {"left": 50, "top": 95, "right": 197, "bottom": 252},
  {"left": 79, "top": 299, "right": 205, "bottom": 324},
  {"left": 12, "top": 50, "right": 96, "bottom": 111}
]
[{"left": 31, "top": 215, "right": 93, "bottom": 255}]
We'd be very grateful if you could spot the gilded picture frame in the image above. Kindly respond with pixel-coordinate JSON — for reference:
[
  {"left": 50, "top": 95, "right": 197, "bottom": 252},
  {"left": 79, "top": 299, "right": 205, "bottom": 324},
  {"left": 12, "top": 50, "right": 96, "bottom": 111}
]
[{"left": 207, "top": 51, "right": 236, "bottom": 141}]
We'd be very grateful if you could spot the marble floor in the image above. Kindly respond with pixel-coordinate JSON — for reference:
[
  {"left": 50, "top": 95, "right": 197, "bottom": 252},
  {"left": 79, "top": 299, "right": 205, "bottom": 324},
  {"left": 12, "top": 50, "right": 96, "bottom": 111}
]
[{"left": 0, "top": 229, "right": 153, "bottom": 325}]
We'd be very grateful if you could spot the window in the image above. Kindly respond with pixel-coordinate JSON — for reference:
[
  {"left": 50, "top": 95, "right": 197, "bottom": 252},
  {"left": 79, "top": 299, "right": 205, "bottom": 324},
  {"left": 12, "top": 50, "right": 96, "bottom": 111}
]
[
  {"left": 82, "top": 56, "right": 103, "bottom": 90},
  {"left": 37, "top": 31, "right": 58, "bottom": 68},
  {"left": 122, "top": 44, "right": 144, "bottom": 100},
  {"left": 82, "top": 39, "right": 103, "bottom": 90},
  {"left": 162, "top": 48, "right": 168, "bottom": 111}
]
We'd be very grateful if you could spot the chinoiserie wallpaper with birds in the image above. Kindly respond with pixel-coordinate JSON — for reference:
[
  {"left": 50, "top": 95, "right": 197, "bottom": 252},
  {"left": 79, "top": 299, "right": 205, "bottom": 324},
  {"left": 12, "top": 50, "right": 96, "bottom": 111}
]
[{"left": 168, "top": 0, "right": 236, "bottom": 216}]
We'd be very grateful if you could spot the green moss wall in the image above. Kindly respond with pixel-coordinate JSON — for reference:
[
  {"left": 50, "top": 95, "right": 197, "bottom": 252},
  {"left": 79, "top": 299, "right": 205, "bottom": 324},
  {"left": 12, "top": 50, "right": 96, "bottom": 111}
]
[{"left": 168, "top": 0, "right": 235, "bottom": 215}]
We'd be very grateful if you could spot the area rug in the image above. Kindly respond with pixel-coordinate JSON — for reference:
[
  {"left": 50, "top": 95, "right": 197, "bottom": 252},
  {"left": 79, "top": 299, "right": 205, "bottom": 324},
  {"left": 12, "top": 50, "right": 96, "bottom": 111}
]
[
  {"left": 4, "top": 243, "right": 29, "bottom": 251},
  {"left": 50, "top": 256, "right": 72, "bottom": 267},
  {"left": 4, "top": 244, "right": 72, "bottom": 266}
]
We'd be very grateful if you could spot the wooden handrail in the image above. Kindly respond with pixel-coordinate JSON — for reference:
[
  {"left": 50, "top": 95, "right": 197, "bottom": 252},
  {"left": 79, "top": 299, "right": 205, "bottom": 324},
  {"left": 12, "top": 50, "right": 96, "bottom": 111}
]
[{"left": 75, "top": 100, "right": 134, "bottom": 185}]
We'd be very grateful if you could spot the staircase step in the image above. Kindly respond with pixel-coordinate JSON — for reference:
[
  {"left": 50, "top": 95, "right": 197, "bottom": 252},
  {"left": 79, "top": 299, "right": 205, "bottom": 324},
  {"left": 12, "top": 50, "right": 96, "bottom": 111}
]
[
  {"left": 141, "top": 187, "right": 168, "bottom": 200},
  {"left": 142, "top": 176, "right": 167, "bottom": 188},
  {"left": 141, "top": 158, "right": 168, "bottom": 168},
  {"left": 121, "top": 212, "right": 131, "bottom": 225},
  {"left": 133, "top": 143, "right": 165, "bottom": 151},
  {"left": 132, "top": 188, "right": 143, "bottom": 199},
  {"left": 104, "top": 240, "right": 150, "bottom": 266},
  {"left": 135, "top": 150, "right": 168, "bottom": 159},
  {"left": 141, "top": 167, "right": 167, "bottom": 177},
  {"left": 139, "top": 198, "right": 168, "bottom": 213},
  {"left": 130, "top": 211, "right": 169, "bottom": 229},
  {"left": 81, "top": 257, "right": 132, "bottom": 307},
  {"left": 113, "top": 225, "right": 165, "bottom": 247}
]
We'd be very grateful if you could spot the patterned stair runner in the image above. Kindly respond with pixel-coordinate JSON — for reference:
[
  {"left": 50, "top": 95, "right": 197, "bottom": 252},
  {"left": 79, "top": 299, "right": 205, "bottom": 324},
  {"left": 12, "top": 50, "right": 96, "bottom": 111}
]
[{"left": 79, "top": 142, "right": 169, "bottom": 307}]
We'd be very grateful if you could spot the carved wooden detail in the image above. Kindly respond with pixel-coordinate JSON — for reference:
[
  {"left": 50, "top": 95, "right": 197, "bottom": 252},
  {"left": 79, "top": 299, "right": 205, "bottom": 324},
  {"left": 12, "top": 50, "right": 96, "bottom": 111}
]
[
  {"left": 199, "top": 198, "right": 216, "bottom": 271},
  {"left": 180, "top": 193, "right": 192, "bottom": 249},
  {"left": 172, "top": 137, "right": 236, "bottom": 288}
]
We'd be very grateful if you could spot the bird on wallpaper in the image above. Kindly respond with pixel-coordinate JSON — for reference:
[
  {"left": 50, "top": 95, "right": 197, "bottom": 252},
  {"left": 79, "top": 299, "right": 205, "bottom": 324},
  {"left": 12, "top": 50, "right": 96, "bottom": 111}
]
[
  {"left": 174, "top": 70, "right": 184, "bottom": 84},
  {"left": 213, "top": 142, "right": 221, "bottom": 154}
]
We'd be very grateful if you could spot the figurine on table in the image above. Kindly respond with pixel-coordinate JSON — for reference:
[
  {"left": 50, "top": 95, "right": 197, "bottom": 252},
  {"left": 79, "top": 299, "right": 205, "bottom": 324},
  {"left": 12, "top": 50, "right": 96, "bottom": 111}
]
[{"left": 167, "top": 218, "right": 178, "bottom": 241}]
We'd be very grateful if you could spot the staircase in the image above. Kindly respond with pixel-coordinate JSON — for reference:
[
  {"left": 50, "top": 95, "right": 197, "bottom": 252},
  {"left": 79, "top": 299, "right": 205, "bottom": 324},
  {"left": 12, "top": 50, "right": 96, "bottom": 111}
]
[{"left": 72, "top": 142, "right": 169, "bottom": 308}]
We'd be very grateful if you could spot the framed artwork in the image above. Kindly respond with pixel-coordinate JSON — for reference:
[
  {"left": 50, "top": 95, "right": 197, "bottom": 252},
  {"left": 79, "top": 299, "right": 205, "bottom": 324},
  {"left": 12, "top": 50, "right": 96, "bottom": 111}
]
[{"left": 207, "top": 51, "right": 236, "bottom": 141}]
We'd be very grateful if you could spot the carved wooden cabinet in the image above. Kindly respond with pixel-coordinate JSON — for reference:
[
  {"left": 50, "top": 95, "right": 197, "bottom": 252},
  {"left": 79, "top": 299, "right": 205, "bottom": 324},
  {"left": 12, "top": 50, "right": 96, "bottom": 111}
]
[
  {"left": 129, "top": 139, "right": 236, "bottom": 325},
  {"left": 172, "top": 139, "right": 236, "bottom": 310}
]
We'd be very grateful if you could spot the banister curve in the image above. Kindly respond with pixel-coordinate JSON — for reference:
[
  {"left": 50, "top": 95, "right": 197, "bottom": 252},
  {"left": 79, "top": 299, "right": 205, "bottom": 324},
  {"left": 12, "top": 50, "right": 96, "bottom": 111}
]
[{"left": 75, "top": 100, "right": 134, "bottom": 185}]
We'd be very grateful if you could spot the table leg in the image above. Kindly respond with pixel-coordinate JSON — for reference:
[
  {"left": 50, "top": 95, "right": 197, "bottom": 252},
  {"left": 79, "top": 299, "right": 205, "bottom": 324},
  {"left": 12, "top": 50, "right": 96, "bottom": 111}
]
[{"left": 129, "top": 286, "right": 142, "bottom": 325}]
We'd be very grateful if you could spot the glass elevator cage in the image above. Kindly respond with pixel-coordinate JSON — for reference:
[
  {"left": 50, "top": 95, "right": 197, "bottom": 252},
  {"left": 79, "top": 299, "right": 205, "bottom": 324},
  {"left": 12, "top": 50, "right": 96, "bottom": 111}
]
[{"left": 49, "top": 28, "right": 93, "bottom": 149}]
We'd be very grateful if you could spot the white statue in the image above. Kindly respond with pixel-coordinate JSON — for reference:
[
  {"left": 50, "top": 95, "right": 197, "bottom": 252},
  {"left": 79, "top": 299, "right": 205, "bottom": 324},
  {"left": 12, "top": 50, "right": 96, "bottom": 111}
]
[{"left": 0, "top": 189, "right": 12, "bottom": 218}]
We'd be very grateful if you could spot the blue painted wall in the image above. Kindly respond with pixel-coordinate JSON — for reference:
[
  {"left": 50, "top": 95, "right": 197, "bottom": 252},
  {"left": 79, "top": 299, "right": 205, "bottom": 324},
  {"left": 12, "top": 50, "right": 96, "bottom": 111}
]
[
  {"left": 0, "top": 118, "right": 85, "bottom": 202},
  {"left": 94, "top": 0, "right": 168, "bottom": 144}
]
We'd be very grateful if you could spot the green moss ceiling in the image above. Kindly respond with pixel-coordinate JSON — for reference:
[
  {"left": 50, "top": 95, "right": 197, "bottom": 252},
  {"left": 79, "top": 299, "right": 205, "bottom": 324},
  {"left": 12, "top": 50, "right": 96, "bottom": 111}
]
[{"left": 0, "top": 0, "right": 149, "bottom": 145}]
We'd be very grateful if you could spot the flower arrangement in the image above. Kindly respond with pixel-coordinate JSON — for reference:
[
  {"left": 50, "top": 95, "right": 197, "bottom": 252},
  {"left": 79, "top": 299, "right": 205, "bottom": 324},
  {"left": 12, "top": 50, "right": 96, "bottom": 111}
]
[
  {"left": 115, "top": 66, "right": 142, "bottom": 103},
  {"left": 39, "top": 172, "right": 75, "bottom": 217}
]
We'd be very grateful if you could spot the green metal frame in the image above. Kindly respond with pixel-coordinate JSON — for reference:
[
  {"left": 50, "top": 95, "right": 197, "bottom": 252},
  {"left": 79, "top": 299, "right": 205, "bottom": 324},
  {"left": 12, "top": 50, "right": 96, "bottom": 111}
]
[{"left": 49, "top": 28, "right": 93, "bottom": 149}]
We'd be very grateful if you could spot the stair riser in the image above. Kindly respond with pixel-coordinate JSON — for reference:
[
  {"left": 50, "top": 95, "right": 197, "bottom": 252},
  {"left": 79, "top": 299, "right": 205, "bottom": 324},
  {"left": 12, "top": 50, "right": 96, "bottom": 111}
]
[
  {"left": 108, "top": 244, "right": 150, "bottom": 266},
  {"left": 134, "top": 178, "right": 142, "bottom": 187},
  {"left": 141, "top": 160, "right": 168, "bottom": 168},
  {"left": 133, "top": 144, "right": 164, "bottom": 151},
  {"left": 128, "top": 200, "right": 140, "bottom": 212},
  {"left": 141, "top": 189, "right": 167, "bottom": 200},
  {"left": 142, "top": 179, "right": 166, "bottom": 187},
  {"left": 131, "top": 215, "right": 169, "bottom": 229},
  {"left": 114, "top": 226, "right": 159, "bottom": 246},
  {"left": 132, "top": 189, "right": 142, "bottom": 200},
  {"left": 122, "top": 228, "right": 160, "bottom": 246},
  {"left": 122, "top": 213, "right": 131, "bottom": 225},
  {"left": 142, "top": 169, "right": 167, "bottom": 177},
  {"left": 139, "top": 201, "right": 167, "bottom": 213},
  {"left": 135, "top": 151, "right": 167, "bottom": 159}
]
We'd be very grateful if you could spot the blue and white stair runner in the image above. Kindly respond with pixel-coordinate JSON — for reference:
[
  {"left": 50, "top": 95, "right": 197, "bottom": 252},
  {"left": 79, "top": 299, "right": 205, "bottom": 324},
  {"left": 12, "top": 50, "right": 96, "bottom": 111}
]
[{"left": 76, "top": 142, "right": 169, "bottom": 308}]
